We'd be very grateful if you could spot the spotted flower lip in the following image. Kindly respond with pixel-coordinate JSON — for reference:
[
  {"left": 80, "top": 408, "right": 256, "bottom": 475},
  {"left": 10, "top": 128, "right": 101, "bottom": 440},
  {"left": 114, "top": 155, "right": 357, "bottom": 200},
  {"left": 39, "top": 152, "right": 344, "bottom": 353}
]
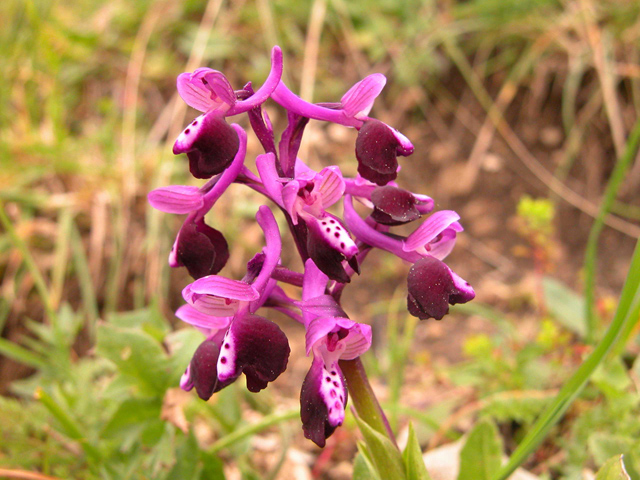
[
  {"left": 151, "top": 124, "right": 247, "bottom": 215},
  {"left": 256, "top": 159, "right": 359, "bottom": 282},
  {"left": 298, "top": 259, "right": 372, "bottom": 447},
  {"left": 355, "top": 119, "right": 414, "bottom": 185},
  {"left": 370, "top": 185, "right": 423, "bottom": 225},
  {"left": 180, "top": 312, "right": 290, "bottom": 399},
  {"left": 173, "top": 114, "right": 240, "bottom": 179}
]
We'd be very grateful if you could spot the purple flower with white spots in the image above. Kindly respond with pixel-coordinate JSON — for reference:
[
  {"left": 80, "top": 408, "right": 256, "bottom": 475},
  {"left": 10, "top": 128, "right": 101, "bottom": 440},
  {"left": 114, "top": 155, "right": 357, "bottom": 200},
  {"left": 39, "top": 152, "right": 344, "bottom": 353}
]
[
  {"left": 149, "top": 124, "right": 248, "bottom": 278},
  {"left": 178, "top": 206, "right": 291, "bottom": 398},
  {"left": 298, "top": 260, "right": 372, "bottom": 446},
  {"left": 149, "top": 46, "right": 474, "bottom": 447},
  {"left": 173, "top": 47, "right": 283, "bottom": 178},
  {"left": 256, "top": 154, "right": 359, "bottom": 282}
]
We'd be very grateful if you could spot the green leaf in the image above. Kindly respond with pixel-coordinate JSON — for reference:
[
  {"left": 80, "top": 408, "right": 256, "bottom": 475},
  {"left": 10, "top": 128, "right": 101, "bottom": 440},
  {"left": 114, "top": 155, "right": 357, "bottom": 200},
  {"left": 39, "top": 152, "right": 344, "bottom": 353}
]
[
  {"left": 0, "top": 337, "right": 47, "bottom": 369},
  {"left": 355, "top": 441, "right": 382, "bottom": 480},
  {"left": 165, "top": 328, "right": 206, "bottom": 382},
  {"left": 589, "top": 433, "right": 634, "bottom": 466},
  {"left": 458, "top": 419, "right": 502, "bottom": 480},
  {"left": 35, "top": 388, "right": 102, "bottom": 462},
  {"left": 209, "top": 409, "right": 298, "bottom": 453},
  {"left": 595, "top": 455, "right": 631, "bottom": 480},
  {"left": 101, "top": 398, "right": 162, "bottom": 438},
  {"left": 403, "top": 423, "right": 432, "bottom": 480},
  {"left": 354, "top": 415, "right": 406, "bottom": 480},
  {"left": 199, "top": 452, "right": 226, "bottom": 480},
  {"left": 96, "top": 323, "right": 171, "bottom": 395},
  {"left": 592, "top": 358, "right": 631, "bottom": 395},
  {"left": 165, "top": 430, "right": 200, "bottom": 480},
  {"left": 481, "top": 394, "right": 550, "bottom": 425},
  {"left": 542, "top": 277, "right": 587, "bottom": 338}
]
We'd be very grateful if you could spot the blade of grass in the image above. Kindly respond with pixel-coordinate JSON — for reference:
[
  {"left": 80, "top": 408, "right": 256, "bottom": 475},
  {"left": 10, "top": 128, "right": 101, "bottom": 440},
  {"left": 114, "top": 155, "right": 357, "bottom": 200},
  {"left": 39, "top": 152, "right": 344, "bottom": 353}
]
[
  {"left": 208, "top": 409, "right": 298, "bottom": 453},
  {"left": 493, "top": 236, "right": 640, "bottom": 480},
  {"left": 0, "top": 337, "right": 47, "bottom": 369},
  {"left": 50, "top": 208, "right": 73, "bottom": 311},
  {"left": 70, "top": 223, "right": 99, "bottom": 341},
  {"left": 584, "top": 118, "right": 640, "bottom": 343},
  {"left": 0, "top": 202, "right": 56, "bottom": 322}
]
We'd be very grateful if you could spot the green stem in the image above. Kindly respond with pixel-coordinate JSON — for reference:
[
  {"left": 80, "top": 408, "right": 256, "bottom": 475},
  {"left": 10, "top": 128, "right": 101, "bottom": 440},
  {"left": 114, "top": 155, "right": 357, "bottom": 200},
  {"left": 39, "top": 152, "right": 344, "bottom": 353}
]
[
  {"left": 584, "top": 118, "right": 640, "bottom": 343},
  {"left": 340, "top": 357, "right": 398, "bottom": 448}
]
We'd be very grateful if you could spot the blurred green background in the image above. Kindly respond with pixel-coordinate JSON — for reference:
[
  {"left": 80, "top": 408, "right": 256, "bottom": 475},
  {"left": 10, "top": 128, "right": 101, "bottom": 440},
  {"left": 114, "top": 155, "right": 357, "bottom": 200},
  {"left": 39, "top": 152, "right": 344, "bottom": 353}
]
[{"left": 2, "top": 0, "right": 640, "bottom": 478}]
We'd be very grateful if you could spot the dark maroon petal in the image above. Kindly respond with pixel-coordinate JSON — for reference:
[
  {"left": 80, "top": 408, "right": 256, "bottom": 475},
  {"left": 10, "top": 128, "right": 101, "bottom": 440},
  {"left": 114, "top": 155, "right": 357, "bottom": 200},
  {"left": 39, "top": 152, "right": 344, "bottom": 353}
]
[
  {"left": 407, "top": 257, "right": 473, "bottom": 320},
  {"left": 173, "top": 114, "right": 240, "bottom": 179},
  {"left": 218, "top": 315, "right": 290, "bottom": 393},
  {"left": 244, "top": 252, "right": 266, "bottom": 284},
  {"left": 355, "top": 119, "right": 400, "bottom": 186},
  {"left": 177, "top": 220, "right": 229, "bottom": 279},
  {"left": 370, "top": 186, "right": 421, "bottom": 226},
  {"left": 300, "top": 358, "right": 347, "bottom": 447},
  {"left": 189, "top": 340, "right": 226, "bottom": 400},
  {"left": 306, "top": 222, "right": 351, "bottom": 284},
  {"left": 357, "top": 163, "right": 397, "bottom": 186}
]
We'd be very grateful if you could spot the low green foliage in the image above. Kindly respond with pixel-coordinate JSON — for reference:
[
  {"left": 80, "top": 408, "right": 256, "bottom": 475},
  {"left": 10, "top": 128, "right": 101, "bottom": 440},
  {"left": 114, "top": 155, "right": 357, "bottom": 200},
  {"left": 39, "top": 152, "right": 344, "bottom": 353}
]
[{"left": 0, "top": 307, "right": 297, "bottom": 479}]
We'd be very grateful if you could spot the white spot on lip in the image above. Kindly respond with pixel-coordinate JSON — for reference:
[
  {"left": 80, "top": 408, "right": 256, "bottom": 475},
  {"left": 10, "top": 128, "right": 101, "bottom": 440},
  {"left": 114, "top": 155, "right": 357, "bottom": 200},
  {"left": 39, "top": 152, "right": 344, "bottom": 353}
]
[
  {"left": 174, "top": 113, "right": 206, "bottom": 153},
  {"left": 217, "top": 329, "right": 237, "bottom": 381},
  {"left": 318, "top": 362, "right": 345, "bottom": 426}
]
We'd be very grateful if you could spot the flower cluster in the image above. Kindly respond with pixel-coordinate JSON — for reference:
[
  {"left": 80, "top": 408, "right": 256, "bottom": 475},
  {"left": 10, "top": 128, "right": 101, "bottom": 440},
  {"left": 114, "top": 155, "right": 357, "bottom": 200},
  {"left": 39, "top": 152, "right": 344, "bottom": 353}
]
[{"left": 149, "top": 46, "right": 474, "bottom": 447}]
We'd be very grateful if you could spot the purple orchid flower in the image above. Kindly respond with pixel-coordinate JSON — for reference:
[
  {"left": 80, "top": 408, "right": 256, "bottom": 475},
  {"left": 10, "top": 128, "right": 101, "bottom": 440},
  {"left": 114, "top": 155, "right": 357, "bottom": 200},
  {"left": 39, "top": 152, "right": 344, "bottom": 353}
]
[
  {"left": 178, "top": 206, "right": 290, "bottom": 398},
  {"left": 343, "top": 194, "right": 474, "bottom": 319},
  {"left": 256, "top": 153, "right": 359, "bottom": 283},
  {"left": 173, "top": 46, "right": 283, "bottom": 179},
  {"left": 149, "top": 124, "right": 248, "bottom": 278},
  {"left": 271, "top": 74, "right": 413, "bottom": 186},
  {"left": 297, "top": 260, "right": 372, "bottom": 447}
]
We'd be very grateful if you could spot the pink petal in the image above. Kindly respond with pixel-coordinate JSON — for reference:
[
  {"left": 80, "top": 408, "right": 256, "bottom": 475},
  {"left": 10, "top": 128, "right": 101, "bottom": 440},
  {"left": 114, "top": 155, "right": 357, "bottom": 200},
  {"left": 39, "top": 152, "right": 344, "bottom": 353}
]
[
  {"left": 189, "top": 276, "right": 260, "bottom": 301},
  {"left": 176, "top": 304, "right": 231, "bottom": 330},
  {"left": 177, "top": 69, "right": 235, "bottom": 113},
  {"left": 302, "top": 259, "right": 329, "bottom": 301},
  {"left": 256, "top": 153, "right": 284, "bottom": 207},
  {"left": 148, "top": 185, "right": 203, "bottom": 214},
  {"left": 297, "top": 295, "right": 347, "bottom": 325},
  {"left": 403, "top": 210, "right": 461, "bottom": 252},
  {"left": 341, "top": 74, "right": 386, "bottom": 118},
  {"left": 316, "top": 167, "right": 345, "bottom": 209},
  {"left": 281, "top": 180, "right": 302, "bottom": 223}
]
